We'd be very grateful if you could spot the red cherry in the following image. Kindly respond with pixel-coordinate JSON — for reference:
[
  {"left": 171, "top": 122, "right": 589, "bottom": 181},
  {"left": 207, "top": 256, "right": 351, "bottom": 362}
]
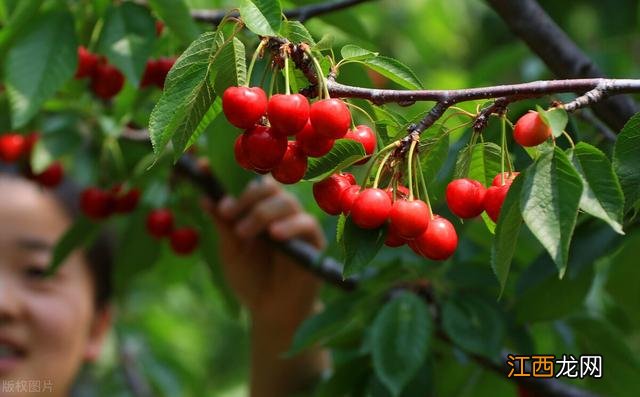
[
  {"left": 384, "top": 226, "right": 405, "bottom": 247},
  {"left": 90, "top": 62, "right": 125, "bottom": 99},
  {"left": 445, "top": 178, "right": 487, "bottom": 219},
  {"left": 140, "top": 60, "right": 158, "bottom": 88},
  {"left": 222, "top": 86, "right": 268, "bottom": 129},
  {"left": 271, "top": 141, "right": 308, "bottom": 184},
  {"left": 146, "top": 209, "right": 174, "bottom": 238},
  {"left": 34, "top": 162, "right": 64, "bottom": 188},
  {"left": 114, "top": 188, "right": 141, "bottom": 213},
  {"left": 344, "top": 125, "right": 376, "bottom": 165},
  {"left": 155, "top": 20, "right": 165, "bottom": 36},
  {"left": 295, "top": 120, "right": 334, "bottom": 157},
  {"left": 154, "top": 57, "right": 174, "bottom": 89},
  {"left": 389, "top": 199, "right": 430, "bottom": 239},
  {"left": 233, "top": 134, "right": 251, "bottom": 170},
  {"left": 339, "top": 184, "right": 361, "bottom": 214},
  {"left": 351, "top": 188, "right": 392, "bottom": 229},
  {"left": 342, "top": 172, "right": 357, "bottom": 186},
  {"left": 75, "top": 46, "right": 99, "bottom": 79},
  {"left": 170, "top": 227, "right": 199, "bottom": 255},
  {"left": 309, "top": 98, "right": 351, "bottom": 139},
  {"left": 412, "top": 216, "right": 458, "bottom": 260},
  {"left": 23, "top": 132, "right": 40, "bottom": 155},
  {"left": 80, "top": 187, "right": 115, "bottom": 220},
  {"left": 484, "top": 184, "right": 510, "bottom": 222},
  {"left": 385, "top": 185, "right": 410, "bottom": 200},
  {"left": 491, "top": 171, "right": 520, "bottom": 187},
  {"left": 0, "top": 134, "right": 26, "bottom": 163},
  {"left": 267, "top": 94, "right": 310, "bottom": 136},
  {"left": 242, "top": 125, "right": 287, "bottom": 172},
  {"left": 513, "top": 111, "right": 552, "bottom": 147},
  {"left": 312, "top": 174, "right": 353, "bottom": 215}
]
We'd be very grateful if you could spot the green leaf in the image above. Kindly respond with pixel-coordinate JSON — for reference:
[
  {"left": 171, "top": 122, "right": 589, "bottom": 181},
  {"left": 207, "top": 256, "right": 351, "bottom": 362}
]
[
  {"left": 187, "top": 97, "right": 223, "bottom": 148},
  {"left": 442, "top": 294, "right": 504, "bottom": 361},
  {"left": 570, "top": 142, "right": 625, "bottom": 234},
  {"left": 613, "top": 112, "right": 640, "bottom": 211},
  {"left": 537, "top": 106, "right": 568, "bottom": 138},
  {"left": 491, "top": 175, "right": 524, "bottom": 297},
  {"left": 371, "top": 292, "right": 431, "bottom": 397},
  {"left": 149, "top": 31, "right": 219, "bottom": 157},
  {"left": 341, "top": 217, "right": 385, "bottom": 277},
  {"left": 5, "top": 10, "right": 77, "bottom": 128},
  {"left": 279, "top": 20, "right": 315, "bottom": 45},
  {"left": 419, "top": 130, "right": 449, "bottom": 187},
  {"left": 313, "top": 33, "right": 334, "bottom": 51},
  {"left": 360, "top": 56, "right": 423, "bottom": 90},
  {"left": 97, "top": 2, "right": 156, "bottom": 87},
  {"left": 46, "top": 217, "right": 100, "bottom": 276},
  {"left": 454, "top": 142, "right": 502, "bottom": 186},
  {"left": 148, "top": 0, "right": 201, "bottom": 44},
  {"left": 212, "top": 37, "right": 246, "bottom": 94},
  {"left": 520, "top": 147, "right": 583, "bottom": 277},
  {"left": 239, "top": 0, "right": 282, "bottom": 36},
  {"left": 303, "top": 139, "right": 366, "bottom": 182},
  {"left": 340, "top": 44, "right": 378, "bottom": 61}
]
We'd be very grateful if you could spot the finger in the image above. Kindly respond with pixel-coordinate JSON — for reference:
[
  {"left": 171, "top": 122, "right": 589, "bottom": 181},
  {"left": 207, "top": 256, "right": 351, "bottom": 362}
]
[
  {"left": 268, "top": 213, "right": 326, "bottom": 250},
  {"left": 234, "top": 192, "right": 301, "bottom": 239},
  {"left": 217, "top": 177, "right": 280, "bottom": 221}
]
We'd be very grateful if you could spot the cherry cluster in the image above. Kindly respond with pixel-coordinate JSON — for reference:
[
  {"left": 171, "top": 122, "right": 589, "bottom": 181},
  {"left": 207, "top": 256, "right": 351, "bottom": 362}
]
[
  {"left": 140, "top": 58, "right": 175, "bottom": 89},
  {"left": 0, "top": 132, "right": 64, "bottom": 188},
  {"left": 222, "top": 86, "right": 376, "bottom": 184},
  {"left": 80, "top": 185, "right": 141, "bottom": 220},
  {"left": 146, "top": 209, "right": 200, "bottom": 256}
]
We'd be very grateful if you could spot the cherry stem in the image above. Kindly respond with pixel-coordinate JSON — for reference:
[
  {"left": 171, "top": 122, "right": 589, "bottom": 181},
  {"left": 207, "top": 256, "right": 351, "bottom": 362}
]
[
  {"left": 268, "top": 66, "right": 277, "bottom": 97},
  {"left": 344, "top": 101, "right": 376, "bottom": 126},
  {"left": 284, "top": 56, "right": 291, "bottom": 95},
  {"left": 407, "top": 139, "right": 417, "bottom": 200},
  {"left": 500, "top": 116, "right": 506, "bottom": 185},
  {"left": 373, "top": 150, "right": 393, "bottom": 189},
  {"left": 247, "top": 39, "right": 267, "bottom": 87},
  {"left": 562, "top": 130, "right": 576, "bottom": 148},
  {"left": 416, "top": 153, "right": 434, "bottom": 219},
  {"left": 306, "top": 48, "right": 330, "bottom": 99},
  {"left": 360, "top": 140, "right": 399, "bottom": 188}
]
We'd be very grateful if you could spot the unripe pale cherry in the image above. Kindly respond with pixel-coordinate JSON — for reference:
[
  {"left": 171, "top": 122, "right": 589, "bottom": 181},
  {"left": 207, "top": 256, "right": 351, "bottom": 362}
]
[
  {"left": 389, "top": 199, "right": 430, "bottom": 239},
  {"left": 350, "top": 188, "right": 392, "bottom": 229},
  {"left": 267, "top": 94, "right": 310, "bottom": 136},
  {"left": 222, "top": 86, "right": 268, "bottom": 129},
  {"left": 513, "top": 111, "right": 552, "bottom": 147},
  {"left": 484, "top": 184, "right": 510, "bottom": 222},
  {"left": 445, "top": 178, "right": 487, "bottom": 219},
  {"left": 313, "top": 173, "right": 354, "bottom": 215},
  {"left": 344, "top": 125, "right": 376, "bottom": 165},
  {"left": 309, "top": 98, "right": 351, "bottom": 139},
  {"left": 242, "top": 125, "right": 287, "bottom": 172},
  {"left": 271, "top": 141, "right": 308, "bottom": 184},
  {"left": 411, "top": 216, "right": 458, "bottom": 260}
]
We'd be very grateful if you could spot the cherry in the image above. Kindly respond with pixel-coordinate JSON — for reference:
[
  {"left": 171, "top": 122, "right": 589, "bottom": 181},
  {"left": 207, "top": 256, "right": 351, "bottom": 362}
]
[
  {"left": 491, "top": 171, "right": 520, "bottom": 187},
  {"left": 170, "top": 227, "right": 199, "bottom": 255},
  {"left": 445, "top": 178, "right": 486, "bottom": 219},
  {"left": 114, "top": 188, "right": 141, "bottom": 213},
  {"left": 411, "top": 216, "right": 458, "bottom": 260},
  {"left": 155, "top": 20, "right": 165, "bottom": 36},
  {"left": 154, "top": 57, "right": 174, "bottom": 89},
  {"left": 75, "top": 46, "right": 99, "bottom": 79},
  {"left": 342, "top": 173, "right": 357, "bottom": 186},
  {"left": 351, "top": 188, "right": 392, "bottom": 229},
  {"left": 80, "top": 187, "right": 115, "bottom": 220},
  {"left": 271, "top": 141, "right": 308, "bottom": 184},
  {"left": 313, "top": 173, "right": 354, "bottom": 215},
  {"left": 295, "top": 120, "right": 335, "bottom": 157},
  {"left": 484, "top": 184, "right": 510, "bottom": 222},
  {"left": 309, "top": 98, "right": 351, "bottom": 139},
  {"left": 233, "top": 134, "right": 252, "bottom": 170},
  {"left": 23, "top": 132, "right": 40, "bottom": 155},
  {"left": 267, "top": 94, "right": 310, "bottom": 136},
  {"left": 513, "top": 111, "right": 552, "bottom": 147},
  {"left": 90, "top": 62, "right": 125, "bottom": 99},
  {"left": 140, "top": 60, "right": 158, "bottom": 88},
  {"left": 385, "top": 185, "right": 410, "bottom": 200},
  {"left": 222, "top": 86, "right": 268, "bottom": 129},
  {"left": 384, "top": 226, "right": 405, "bottom": 247},
  {"left": 344, "top": 125, "right": 376, "bottom": 165},
  {"left": 146, "top": 209, "right": 174, "bottom": 238},
  {"left": 0, "top": 134, "right": 26, "bottom": 163},
  {"left": 389, "top": 199, "right": 430, "bottom": 239},
  {"left": 339, "top": 184, "right": 361, "bottom": 214},
  {"left": 34, "top": 162, "right": 64, "bottom": 188},
  {"left": 242, "top": 125, "right": 287, "bottom": 171}
]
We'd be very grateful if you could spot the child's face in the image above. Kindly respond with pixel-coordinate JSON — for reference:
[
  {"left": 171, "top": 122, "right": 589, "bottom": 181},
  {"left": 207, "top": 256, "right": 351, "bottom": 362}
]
[{"left": 0, "top": 177, "right": 110, "bottom": 397}]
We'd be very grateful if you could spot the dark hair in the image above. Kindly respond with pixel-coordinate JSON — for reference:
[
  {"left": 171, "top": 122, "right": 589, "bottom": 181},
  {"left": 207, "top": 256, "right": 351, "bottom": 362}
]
[{"left": 0, "top": 164, "right": 113, "bottom": 310}]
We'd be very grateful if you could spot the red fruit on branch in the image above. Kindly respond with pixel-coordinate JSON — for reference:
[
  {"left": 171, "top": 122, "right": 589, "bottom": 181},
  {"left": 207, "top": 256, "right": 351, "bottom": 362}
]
[
  {"left": 342, "top": 172, "right": 357, "bottom": 186},
  {"left": 140, "top": 60, "right": 158, "bottom": 88},
  {"left": 90, "top": 62, "right": 125, "bottom": 99},
  {"left": 513, "top": 111, "right": 552, "bottom": 147},
  {"left": 271, "top": 141, "right": 308, "bottom": 184},
  {"left": 222, "top": 86, "right": 268, "bottom": 129},
  {"left": 344, "top": 125, "right": 376, "bottom": 164},
  {"left": 233, "top": 134, "right": 252, "bottom": 170},
  {"left": 75, "top": 46, "right": 99, "bottom": 79},
  {"left": 384, "top": 226, "right": 405, "bottom": 247},
  {"left": 445, "top": 178, "right": 487, "bottom": 219},
  {"left": 412, "top": 216, "right": 458, "bottom": 260},
  {"left": 155, "top": 20, "right": 165, "bottom": 36},
  {"left": 0, "top": 133, "right": 26, "bottom": 163},
  {"left": 34, "top": 162, "right": 64, "bottom": 188},
  {"left": 389, "top": 199, "right": 430, "bottom": 239},
  {"left": 114, "top": 188, "right": 141, "bottom": 213},
  {"left": 491, "top": 171, "right": 520, "bottom": 187},
  {"left": 23, "top": 132, "right": 40, "bottom": 155},
  {"left": 484, "top": 184, "right": 511, "bottom": 222},
  {"left": 309, "top": 98, "right": 351, "bottom": 139},
  {"left": 339, "top": 184, "right": 361, "bottom": 215},
  {"left": 313, "top": 173, "right": 353, "bottom": 215},
  {"left": 385, "top": 185, "right": 410, "bottom": 200},
  {"left": 146, "top": 209, "right": 174, "bottom": 238},
  {"left": 80, "top": 187, "right": 115, "bottom": 220},
  {"left": 351, "top": 188, "right": 392, "bottom": 229},
  {"left": 242, "top": 125, "right": 287, "bottom": 172},
  {"left": 154, "top": 57, "right": 174, "bottom": 89},
  {"left": 267, "top": 94, "right": 310, "bottom": 136},
  {"left": 170, "top": 227, "right": 199, "bottom": 255},
  {"left": 295, "top": 120, "right": 334, "bottom": 157}
]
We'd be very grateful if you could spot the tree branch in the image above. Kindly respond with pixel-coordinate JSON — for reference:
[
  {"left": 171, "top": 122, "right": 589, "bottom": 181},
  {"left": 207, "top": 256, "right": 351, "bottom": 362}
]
[{"left": 485, "top": 0, "right": 638, "bottom": 131}]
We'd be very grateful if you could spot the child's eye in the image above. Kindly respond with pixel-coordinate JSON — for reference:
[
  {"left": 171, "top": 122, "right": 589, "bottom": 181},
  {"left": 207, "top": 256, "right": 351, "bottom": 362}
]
[{"left": 24, "top": 265, "right": 48, "bottom": 279}]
